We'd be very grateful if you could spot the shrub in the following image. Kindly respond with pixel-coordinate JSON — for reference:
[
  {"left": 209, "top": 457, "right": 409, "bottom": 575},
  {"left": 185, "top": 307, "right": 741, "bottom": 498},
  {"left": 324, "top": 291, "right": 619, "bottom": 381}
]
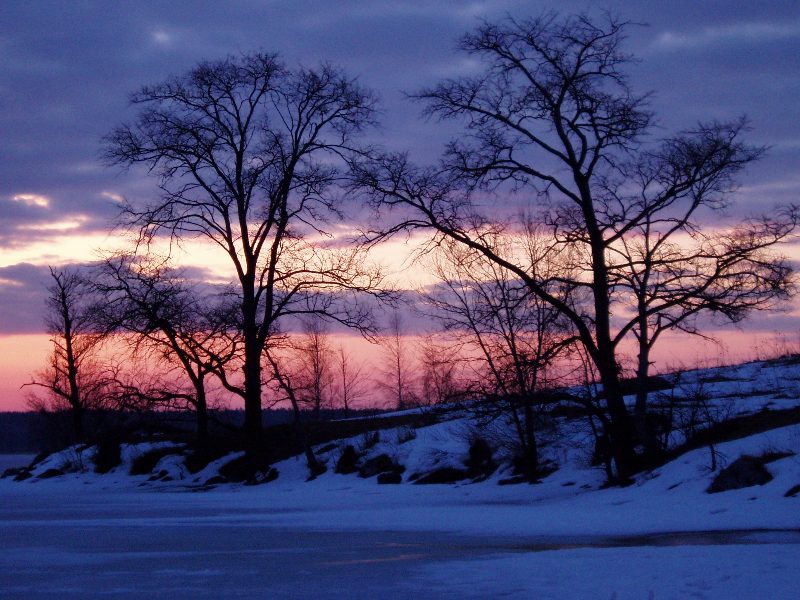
[
  {"left": 335, "top": 445, "right": 360, "bottom": 474},
  {"left": 93, "top": 440, "right": 122, "bottom": 474}
]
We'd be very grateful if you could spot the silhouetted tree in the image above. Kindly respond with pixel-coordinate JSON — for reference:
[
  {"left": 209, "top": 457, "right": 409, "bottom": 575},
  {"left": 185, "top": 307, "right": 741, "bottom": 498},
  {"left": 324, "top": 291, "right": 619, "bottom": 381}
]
[
  {"left": 614, "top": 206, "right": 796, "bottom": 457},
  {"left": 333, "top": 342, "right": 370, "bottom": 417},
  {"left": 26, "top": 268, "right": 106, "bottom": 441},
  {"left": 104, "top": 53, "right": 380, "bottom": 450},
  {"left": 376, "top": 311, "right": 418, "bottom": 409},
  {"left": 292, "top": 317, "right": 333, "bottom": 420},
  {"left": 424, "top": 235, "right": 576, "bottom": 476},
  {"left": 93, "top": 254, "right": 238, "bottom": 444},
  {"left": 418, "top": 334, "right": 463, "bottom": 405},
  {"left": 355, "top": 13, "right": 795, "bottom": 480}
]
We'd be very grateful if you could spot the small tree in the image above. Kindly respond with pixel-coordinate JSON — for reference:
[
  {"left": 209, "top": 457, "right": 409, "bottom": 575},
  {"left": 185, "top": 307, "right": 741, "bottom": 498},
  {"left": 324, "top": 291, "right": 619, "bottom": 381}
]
[
  {"left": 293, "top": 317, "right": 333, "bottom": 420},
  {"left": 423, "top": 236, "right": 575, "bottom": 476},
  {"left": 26, "top": 267, "right": 106, "bottom": 442},
  {"left": 615, "top": 208, "right": 796, "bottom": 457},
  {"left": 418, "top": 334, "right": 463, "bottom": 405},
  {"left": 333, "top": 343, "right": 371, "bottom": 418},
  {"left": 93, "top": 253, "right": 238, "bottom": 444},
  {"left": 376, "top": 310, "right": 418, "bottom": 409}
]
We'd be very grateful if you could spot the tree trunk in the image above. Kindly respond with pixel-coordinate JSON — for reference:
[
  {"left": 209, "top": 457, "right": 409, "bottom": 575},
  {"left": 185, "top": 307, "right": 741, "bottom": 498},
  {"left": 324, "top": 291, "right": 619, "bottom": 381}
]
[
  {"left": 243, "top": 341, "right": 263, "bottom": 451},
  {"left": 634, "top": 338, "right": 659, "bottom": 462},
  {"left": 72, "top": 403, "right": 84, "bottom": 443},
  {"left": 195, "top": 385, "right": 209, "bottom": 447},
  {"left": 241, "top": 290, "right": 263, "bottom": 452},
  {"left": 584, "top": 191, "right": 639, "bottom": 481},
  {"left": 522, "top": 400, "right": 539, "bottom": 479}
]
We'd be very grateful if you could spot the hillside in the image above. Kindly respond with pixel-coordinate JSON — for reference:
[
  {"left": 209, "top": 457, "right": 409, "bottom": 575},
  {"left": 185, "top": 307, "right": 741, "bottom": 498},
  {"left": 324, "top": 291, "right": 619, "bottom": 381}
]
[{"left": 5, "top": 356, "right": 800, "bottom": 502}]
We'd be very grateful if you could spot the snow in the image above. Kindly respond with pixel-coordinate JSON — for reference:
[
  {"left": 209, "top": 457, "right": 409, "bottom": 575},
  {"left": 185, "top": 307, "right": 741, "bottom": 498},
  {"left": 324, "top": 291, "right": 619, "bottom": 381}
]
[
  {"left": 409, "top": 544, "right": 799, "bottom": 600},
  {"left": 1, "top": 357, "right": 799, "bottom": 598}
]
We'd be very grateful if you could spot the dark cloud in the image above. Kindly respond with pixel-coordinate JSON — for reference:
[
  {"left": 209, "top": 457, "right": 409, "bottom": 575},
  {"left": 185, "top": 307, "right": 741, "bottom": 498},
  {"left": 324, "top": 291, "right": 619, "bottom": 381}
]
[
  {"left": 1, "top": 1, "right": 796, "bottom": 236},
  {"left": 0, "top": 1, "right": 798, "bottom": 328},
  {"left": 0, "top": 263, "right": 51, "bottom": 333}
]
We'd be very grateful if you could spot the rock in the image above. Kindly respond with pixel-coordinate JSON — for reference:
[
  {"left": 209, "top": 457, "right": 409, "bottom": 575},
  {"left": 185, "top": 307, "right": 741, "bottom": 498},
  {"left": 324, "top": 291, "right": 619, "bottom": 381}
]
[
  {"left": 413, "top": 467, "right": 469, "bottom": 484},
  {"left": 244, "top": 467, "right": 279, "bottom": 485},
  {"left": 377, "top": 471, "right": 402, "bottom": 484},
  {"left": 130, "top": 448, "right": 183, "bottom": 476},
  {"left": 3, "top": 467, "right": 32, "bottom": 481},
  {"left": 784, "top": 484, "right": 800, "bottom": 498},
  {"left": 466, "top": 437, "right": 495, "bottom": 478},
  {"left": 148, "top": 469, "right": 170, "bottom": 482},
  {"left": 203, "top": 475, "right": 228, "bottom": 486},
  {"left": 219, "top": 453, "right": 273, "bottom": 483},
  {"left": 335, "top": 445, "right": 360, "bottom": 474},
  {"left": 93, "top": 440, "right": 122, "bottom": 474},
  {"left": 358, "top": 453, "right": 398, "bottom": 478},
  {"left": 2, "top": 467, "right": 25, "bottom": 479},
  {"left": 14, "top": 470, "right": 33, "bottom": 482},
  {"left": 36, "top": 468, "right": 64, "bottom": 479},
  {"left": 306, "top": 460, "right": 327, "bottom": 481},
  {"left": 707, "top": 455, "right": 773, "bottom": 494}
]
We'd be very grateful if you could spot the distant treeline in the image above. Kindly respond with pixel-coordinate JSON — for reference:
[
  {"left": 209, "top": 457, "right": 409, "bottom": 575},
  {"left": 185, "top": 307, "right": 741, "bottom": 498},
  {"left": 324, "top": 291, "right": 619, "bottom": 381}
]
[{"left": 0, "top": 408, "right": 388, "bottom": 454}]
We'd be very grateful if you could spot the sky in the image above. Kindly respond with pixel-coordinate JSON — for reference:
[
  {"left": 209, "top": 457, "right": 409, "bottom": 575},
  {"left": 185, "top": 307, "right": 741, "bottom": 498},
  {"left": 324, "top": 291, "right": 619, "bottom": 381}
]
[{"left": 1, "top": 0, "right": 799, "bottom": 410}]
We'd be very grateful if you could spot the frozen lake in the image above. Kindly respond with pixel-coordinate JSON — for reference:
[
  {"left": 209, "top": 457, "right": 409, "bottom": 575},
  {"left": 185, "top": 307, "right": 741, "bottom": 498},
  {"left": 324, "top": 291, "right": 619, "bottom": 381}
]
[{"left": 1, "top": 481, "right": 798, "bottom": 599}]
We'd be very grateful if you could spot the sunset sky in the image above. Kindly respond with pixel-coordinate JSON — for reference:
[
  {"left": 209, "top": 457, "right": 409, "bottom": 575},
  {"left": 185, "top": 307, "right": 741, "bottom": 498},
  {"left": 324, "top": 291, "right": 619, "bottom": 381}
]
[{"left": 1, "top": 1, "right": 799, "bottom": 410}]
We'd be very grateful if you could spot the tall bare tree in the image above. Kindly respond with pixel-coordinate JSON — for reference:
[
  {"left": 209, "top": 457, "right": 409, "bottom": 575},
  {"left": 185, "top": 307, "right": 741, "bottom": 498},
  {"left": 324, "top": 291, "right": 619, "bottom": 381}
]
[
  {"left": 356, "top": 13, "right": 795, "bottom": 479},
  {"left": 104, "top": 53, "right": 379, "bottom": 450}
]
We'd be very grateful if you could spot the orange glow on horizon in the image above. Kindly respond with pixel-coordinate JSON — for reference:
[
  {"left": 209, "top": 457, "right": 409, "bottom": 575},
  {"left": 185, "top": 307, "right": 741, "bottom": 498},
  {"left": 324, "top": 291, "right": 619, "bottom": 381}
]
[{"left": 0, "top": 328, "right": 794, "bottom": 412}]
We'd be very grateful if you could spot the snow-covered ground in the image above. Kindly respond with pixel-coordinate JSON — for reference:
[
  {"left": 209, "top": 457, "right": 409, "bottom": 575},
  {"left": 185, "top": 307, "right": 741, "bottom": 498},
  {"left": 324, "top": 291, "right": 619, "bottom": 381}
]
[{"left": 1, "top": 358, "right": 799, "bottom": 598}]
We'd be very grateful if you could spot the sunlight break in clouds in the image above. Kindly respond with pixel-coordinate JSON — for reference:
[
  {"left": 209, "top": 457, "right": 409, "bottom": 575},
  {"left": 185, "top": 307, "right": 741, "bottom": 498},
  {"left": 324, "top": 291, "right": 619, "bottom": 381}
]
[
  {"left": 654, "top": 21, "right": 800, "bottom": 51},
  {"left": 100, "top": 191, "right": 126, "bottom": 205},
  {"left": 9, "top": 193, "right": 50, "bottom": 208},
  {"left": 17, "top": 215, "right": 90, "bottom": 233}
]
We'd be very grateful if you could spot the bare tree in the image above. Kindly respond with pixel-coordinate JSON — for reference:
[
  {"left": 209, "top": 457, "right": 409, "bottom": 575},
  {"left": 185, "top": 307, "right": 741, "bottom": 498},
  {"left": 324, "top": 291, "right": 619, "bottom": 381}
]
[
  {"left": 418, "top": 334, "right": 463, "bottom": 405},
  {"left": 104, "top": 53, "right": 379, "bottom": 450},
  {"left": 333, "top": 343, "right": 371, "bottom": 417},
  {"left": 294, "top": 317, "right": 333, "bottom": 420},
  {"left": 424, "top": 236, "right": 575, "bottom": 476},
  {"left": 356, "top": 13, "right": 795, "bottom": 479},
  {"left": 26, "top": 268, "right": 106, "bottom": 441},
  {"left": 93, "top": 253, "right": 239, "bottom": 444},
  {"left": 376, "top": 310, "right": 418, "bottom": 409},
  {"left": 614, "top": 207, "right": 796, "bottom": 456},
  {"left": 263, "top": 339, "right": 326, "bottom": 477}
]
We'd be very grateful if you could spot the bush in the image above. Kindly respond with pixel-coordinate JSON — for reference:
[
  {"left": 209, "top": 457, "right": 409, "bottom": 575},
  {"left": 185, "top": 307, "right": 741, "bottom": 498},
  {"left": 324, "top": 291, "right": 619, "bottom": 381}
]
[
  {"left": 335, "top": 445, "right": 360, "bottom": 474},
  {"left": 93, "top": 440, "right": 122, "bottom": 474},
  {"left": 414, "top": 467, "right": 469, "bottom": 484},
  {"left": 358, "top": 453, "right": 403, "bottom": 478},
  {"left": 466, "top": 435, "right": 495, "bottom": 479}
]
